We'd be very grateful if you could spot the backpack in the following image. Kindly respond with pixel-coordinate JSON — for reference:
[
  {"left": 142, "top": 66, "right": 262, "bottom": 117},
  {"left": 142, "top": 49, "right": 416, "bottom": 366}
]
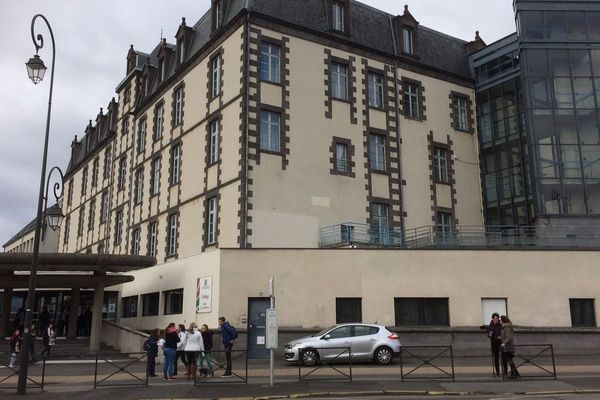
[
  {"left": 230, "top": 325, "right": 238, "bottom": 340},
  {"left": 143, "top": 339, "right": 150, "bottom": 351}
]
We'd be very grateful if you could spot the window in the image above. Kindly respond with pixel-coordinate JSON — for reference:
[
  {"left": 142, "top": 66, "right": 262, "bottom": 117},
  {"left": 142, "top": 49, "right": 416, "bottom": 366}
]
[
  {"left": 368, "top": 72, "right": 384, "bottom": 108},
  {"left": 207, "top": 197, "right": 218, "bottom": 245},
  {"left": 63, "top": 216, "right": 70, "bottom": 245},
  {"left": 98, "top": 242, "right": 105, "bottom": 254},
  {"left": 210, "top": 119, "right": 220, "bottom": 164},
  {"left": 81, "top": 167, "right": 88, "bottom": 196},
  {"left": 570, "top": 299, "right": 596, "bottom": 327},
  {"left": 122, "top": 118, "right": 129, "bottom": 136},
  {"left": 436, "top": 211, "right": 454, "bottom": 237},
  {"left": 394, "top": 298, "right": 450, "bottom": 326},
  {"left": 158, "top": 58, "right": 165, "bottom": 82},
  {"left": 167, "top": 213, "right": 179, "bottom": 256},
  {"left": 403, "top": 27, "right": 414, "bottom": 54},
  {"left": 328, "top": 325, "right": 353, "bottom": 339},
  {"left": 77, "top": 206, "right": 85, "bottom": 236},
  {"left": 260, "top": 110, "right": 281, "bottom": 152},
  {"left": 453, "top": 96, "right": 469, "bottom": 131},
  {"left": 371, "top": 202, "right": 389, "bottom": 244},
  {"left": 103, "top": 147, "right": 112, "bottom": 179},
  {"left": 67, "top": 179, "right": 74, "bottom": 207},
  {"left": 369, "top": 134, "right": 386, "bottom": 171},
  {"left": 354, "top": 325, "right": 379, "bottom": 336},
  {"left": 134, "top": 168, "right": 143, "bottom": 204},
  {"left": 141, "top": 292, "right": 159, "bottom": 316},
  {"left": 335, "top": 143, "right": 348, "bottom": 173},
  {"left": 137, "top": 118, "right": 146, "bottom": 153},
  {"left": 403, "top": 82, "right": 420, "bottom": 118},
  {"left": 178, "top": 39, "right": 186, "bottom": 65},
  {"left": 332, "top": 1, "right": 344, "bottom": 32},
  {"left": 151, "top": 158, "right": 161, "bottom": 195},
  {"left": 170, "top": 144, "right": 181, "bottom": 185},
  {"left": 173, "top": 87, "right": 183, "bottom": 126},
  {"left": 148, "top": 221, "right": 158, "bottom": 257},
  {"left": 154, "top": 103, "right": 164, "bottom": 141},
  {"left": 331, "top": 62, "right": 348, "bottom": 100},
  {"left": 260, "top": 42, "right": 281, "bottom": 83},
  {"left": 214, "top": 0, "right": 222, "bottom": 30},
  {"left": 88, "top": 199, "right": 96, "bottom": 231},
  {"left": 336, "top": 298, "right": 362, "bottom": 323},
  {"left": 122, "top": 296, "right": 138, "bottom": 318},
  {"left": 132, "top": 228, "right": 141, "bottom": 256},
  {"left": 118, "top": 157, "right": 127, "bottom": 191},
  {"left": 433, "top": 147, "right": 449, "bottom": 182},
  {"left": 92, "top": 157, "right": 99, "bottom": 187},
  {"left": 100, "top": 191, "right": 108, "bottom": 224},
  {"left": 124, "top": 86, "right": 131, "bottom": 104},
  {"left": 163, "top": 289, "right": 184, "bottom": 315},
  {"left": 114, "top": 209, "right": 123, "bottom": 244},
  {"left": 211, "top": 56, "right": 221, "bottom": 98}
]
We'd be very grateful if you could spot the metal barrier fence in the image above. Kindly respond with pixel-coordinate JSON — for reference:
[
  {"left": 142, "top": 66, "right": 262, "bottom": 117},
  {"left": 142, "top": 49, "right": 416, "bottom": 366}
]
[
  {"left": 400, "top": 346, "right": 455, "bottom": 381},
  {"left": 297, "top": 347, "right": 352, "bottom": 382},
  {"left": 500, "top": 344, "right": 557, "bottom": 380},
  {"left": 0, "top": 352, "right": 46, "bottom": 390},
  {"left": 194, "top": 349, "right": 248, "bottom": 384},
  {"left": 94, "top": 352, "right": 148, "bottom": 389}
]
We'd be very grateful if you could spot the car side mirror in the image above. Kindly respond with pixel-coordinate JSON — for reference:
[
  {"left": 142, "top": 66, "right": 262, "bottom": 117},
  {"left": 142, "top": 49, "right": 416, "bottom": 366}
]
[{"left": 321, "top": 334, "right": 331, "bottom": 340}]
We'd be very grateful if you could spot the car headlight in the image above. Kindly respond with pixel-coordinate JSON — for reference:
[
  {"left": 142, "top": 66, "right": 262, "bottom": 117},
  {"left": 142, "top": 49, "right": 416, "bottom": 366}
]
[{"left": 285, "top": 343, "right": 301, "bottom": 350}]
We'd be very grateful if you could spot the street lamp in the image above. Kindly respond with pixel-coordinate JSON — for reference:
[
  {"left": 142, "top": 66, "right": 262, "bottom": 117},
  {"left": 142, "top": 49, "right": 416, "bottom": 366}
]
[{"left": 17, "top": 14, "right": 57, "bottom": 395}]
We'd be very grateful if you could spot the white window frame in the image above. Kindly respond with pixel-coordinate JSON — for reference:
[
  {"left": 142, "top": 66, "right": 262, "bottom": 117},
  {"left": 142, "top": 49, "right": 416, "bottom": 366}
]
[
  {"left": 260, "top": 110, "right": 281, "bottom": 152},
  {"left": 214, "top": 1, "right": 222, "bottom": 29},
  {"left": 403, "top": 26, "right": 414, "bottom": 54},
  {"left": 78, "top": 206, "right": 85, "bottom": 236},
  {"left": 118, "top": 157, "right": 126, "bottom": 190},
  {"left": 332, "top": 1, "right": 344, "bottom": 31},
  {"left": 212, "top": 56, "right": 221, "bottom": 98},
  {"left": 151, "top": 158, "right": 161, "bottom": 195},
  {"left": 92, "top": 158, "right": 99, "bottom": 187},
  {"left": 137, "top": 118, "right": 146, "bottom": 153},
  {"left": 369, "top": 134, "right": 386, "bottom": 171},
  {"left": 149, "top": 222, "right": 157, "bottom": 257},
  {"left": 331, "top": 62, "right": 348, "bottom": 100},
  {"left": 132, "top": 229, "right": 140, "bottom": 256},
  {"left": 368, "top": 72, "right": 384, "bottom": 108},
  {"left": 103, "top": 147, "right": 112, "bottom": 179},
  {"left": 207, "top": 197, "right": 217, "bottom": 244},
  {"left": 88, "top": 199, "right": 95, "bottom": 231},
  {"left": 433, "top": 147, "right": 449, "bottom": 182},
  {"left": 154, "top": 103, "right": 164, "bottom": 140},
  {"left": 100, "top": 192, "right": 108, "bottom": 223},
  {"left": 454, "top": 96, "right": 469, "bottom": 131},
  {"left": 335, "top": 142, "right": 348, "bottom": 173},
  {"left": 115, "top": 210, "right": 123, "bottom": 244},
  {"left": 171, "top": 145, "right": 181, "bottom": 185},
  {"left": 210, "top": 119, "right": 220, "bottom": 164},
  {"left": 168, "top": 213, "right": 178, "bottom": 256},
  {"left": 260, "top": 42, "right": 281, "bottom": 83},
  {"left": 174, "top": 87, "right": 183, "bottom": 126},
  {"left": 135, "top": 169, "right": 143, "bottom": 204},
  {"left": 404, "top": 82, "right": 419, "bottom": 118}
]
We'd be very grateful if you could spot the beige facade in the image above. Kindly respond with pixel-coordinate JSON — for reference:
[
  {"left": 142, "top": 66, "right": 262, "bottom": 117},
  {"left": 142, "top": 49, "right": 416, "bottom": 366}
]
[
  {"left": 118, "top": 248, "right": 600, "bottom": 330},
  {"left": 3, "top": 225, "right": 59, "bottom": 254}
]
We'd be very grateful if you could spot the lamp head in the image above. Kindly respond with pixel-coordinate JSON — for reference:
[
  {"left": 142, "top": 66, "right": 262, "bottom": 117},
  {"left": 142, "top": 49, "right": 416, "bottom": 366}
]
[{"left": 26, "top": 54, "right": 47, "bottom": 84}]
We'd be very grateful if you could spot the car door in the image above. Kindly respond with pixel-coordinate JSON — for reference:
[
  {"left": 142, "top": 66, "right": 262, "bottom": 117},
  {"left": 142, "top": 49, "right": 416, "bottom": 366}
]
[
  {"left": 319, "top": 325, "right": 353, "bottom": 361},
  {"left": 351, "top": 325, "right": 380, "bottom": 359}
]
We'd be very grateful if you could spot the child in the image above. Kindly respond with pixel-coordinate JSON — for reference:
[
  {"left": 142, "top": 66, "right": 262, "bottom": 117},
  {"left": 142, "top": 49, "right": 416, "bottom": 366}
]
[
  {"left": 145, "top": 329, "right": 160, "bottom": 377},
  {"left": 9, "top": 329, "right": 22, "bottom": 368}
]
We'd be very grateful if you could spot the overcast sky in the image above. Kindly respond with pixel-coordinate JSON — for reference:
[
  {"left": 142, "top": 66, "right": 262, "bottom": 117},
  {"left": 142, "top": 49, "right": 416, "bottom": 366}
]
[{"left": 0, "top": 0, "right": 515, "bottom": 247}]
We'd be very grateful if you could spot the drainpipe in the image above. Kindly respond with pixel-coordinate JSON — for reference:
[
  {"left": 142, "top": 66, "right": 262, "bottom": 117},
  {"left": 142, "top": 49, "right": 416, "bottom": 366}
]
[
  {"left": 389, "top": 15, "right": 406, "bottom": 244},
  {"left": 244, "top": 10, "right": 250, "bottom": 247}
]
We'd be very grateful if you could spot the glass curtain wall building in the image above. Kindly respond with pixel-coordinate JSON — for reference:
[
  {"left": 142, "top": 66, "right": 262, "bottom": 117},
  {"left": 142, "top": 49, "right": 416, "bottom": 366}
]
[{"left": 516, "top": 0, "right": 600, "bottom": 226}]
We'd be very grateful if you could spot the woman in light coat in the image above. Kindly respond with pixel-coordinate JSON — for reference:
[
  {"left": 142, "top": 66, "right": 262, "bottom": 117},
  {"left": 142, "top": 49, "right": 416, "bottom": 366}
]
[
  {"left": 183, "top": 322, "right": 204, "bottom": 380},
  {"left": 500, "top": 315, "right": 520, "bottom": 379}
]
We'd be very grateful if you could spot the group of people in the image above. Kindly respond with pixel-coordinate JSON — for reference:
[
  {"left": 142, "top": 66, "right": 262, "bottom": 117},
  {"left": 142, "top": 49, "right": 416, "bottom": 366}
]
[
  {"left": 145, "top": 317, "right": 237, "bottom": 381},
  {"left": 7, "top": 323, "right": 56, "bottom": 368},
  {"left": 485, "top": 313, "right": 521, "bottom": 379}
]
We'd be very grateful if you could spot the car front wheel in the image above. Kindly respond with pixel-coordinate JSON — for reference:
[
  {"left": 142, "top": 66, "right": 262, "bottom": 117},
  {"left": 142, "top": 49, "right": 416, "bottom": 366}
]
[
  {"left": 374, "top": 346, "right": 393, "bottom": 365},
  {"left": 300, "top": 348, "right": 320, "bottom": 367}
]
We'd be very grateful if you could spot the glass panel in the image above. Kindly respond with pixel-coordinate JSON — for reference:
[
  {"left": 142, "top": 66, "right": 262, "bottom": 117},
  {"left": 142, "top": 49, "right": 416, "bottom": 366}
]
[
  {"left": 545, "top": 11, "right": 566, "bottom": 40},
  {"left": 533, "top": 110, "right": 557, "bottom": 145},
  {"left": 586, "top": 179, "right": 600, "bottom": 214},
  {"left": 537, "top": 144, "right": 560, "bottom": 178},
  {"left": 566, "top": 11, "right": 587, "bottom": 40},
  {"left": 590, "top": 50, "right": 600, "bottom": 76},
  {"left": 556, "top": 110, "right": 578, "bottom": 144},
  {"left": 480, "top": 115, "right": 492, "bottom": 142},
  {"left": 581, "top": 145, "right": 600, "bottom": 178},
  {"left": 538, "top": 179, "right": 562, "bottom": 214},
  {"left": 525, "top": 50, "right": 548, "bottom": 75},
  {"left": 530, "top": 77, "right": 552, "bottom": 108},
  {"left": 588, "top": 12, "right": 600, "bottom": 40},
  {"left": 570, "top": 50, "right": 591, "bottom": 76},
  {"left": 485, "top": 173, "right": 498, "bottom": 202},
  {"left": 548, "top": 50, "right": 570, "bottom": 76},
  {"left": 573, "top": 78, "right": 595, "bottom": 108},
  {"left": 577, "top": 110, "right": 600, "bottom": 145},
  {"left": 498, "top": 169, "right": 511, "bottom": 199},
  {"left": 521, "top": 11, "right": 545, "bottom": 39},
  {"left": 553, "top": 77, "right": 574, "bottom": 108},
  {"left": 561, "top": 145, "right": 583, "bottom": 178},
  {"left": 563, "top": 180, "right": 586, "bottom": 214}
]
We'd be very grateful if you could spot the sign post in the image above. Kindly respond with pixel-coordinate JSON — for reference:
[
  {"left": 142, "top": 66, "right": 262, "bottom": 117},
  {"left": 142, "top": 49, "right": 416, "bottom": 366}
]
[{"left": 266, "top": 276, "right": 278, "bottom": 386}]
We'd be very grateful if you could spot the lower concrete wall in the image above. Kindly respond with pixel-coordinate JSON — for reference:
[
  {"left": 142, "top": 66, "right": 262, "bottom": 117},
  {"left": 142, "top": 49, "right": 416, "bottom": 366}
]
[{"left": 102, "top": 320, "right": 148, "bottom": 355}]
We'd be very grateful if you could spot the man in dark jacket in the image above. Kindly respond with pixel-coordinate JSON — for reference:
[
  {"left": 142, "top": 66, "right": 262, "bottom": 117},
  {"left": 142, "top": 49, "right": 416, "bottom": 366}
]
[
  {"left": 39, "top": 306, "right": 50, "bottom": 335},
  {"left": 486, "top": 313, "right": 503, "bottom": 376},
  {"left": 146, "top": 329, "right": 160, "bottom": 377},
  {"left": 218, "top": 317, "right": 236, "bottom": 377}
]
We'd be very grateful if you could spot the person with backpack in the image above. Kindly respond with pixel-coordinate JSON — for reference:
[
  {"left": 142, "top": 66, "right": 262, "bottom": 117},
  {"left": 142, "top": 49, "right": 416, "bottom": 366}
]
[
  {"left": 218, "top": 317, "right": 237, "bottom": 377},
  {"left": 8, "top": 329, "right": 22, "bottom": 368},
  {"left": 144, "top": 329, "right": 160, "bottom": 377},
  {"left": 199, "top": 324, "right": 214, "bottom": 377}
]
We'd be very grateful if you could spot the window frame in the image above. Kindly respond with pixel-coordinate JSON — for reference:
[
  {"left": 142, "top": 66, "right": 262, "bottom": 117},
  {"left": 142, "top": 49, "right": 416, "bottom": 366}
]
[
  {"left": 452, "top": 93, "right": 471, "bottom": 132},
  {"left": 132, "top": 228, "right": 141, "bottom": 256},
  {"left": 259, "top": 109, "right": 282, "bottom": 153},
  {"left": 207, "top": 196, "right": 218, "bottom": 245},
  {"left": 122, "top": 295, "right": 138, "bottom": 318},
  {"left": 404, "top": 82, "right": 420, "bottom": 119},
  {"left": 148, "top": 221, "right": 158, "bottom": 257},
  {"left": 260, "top": 41, "right": 282, "bottom": 84},
  {"left": 170, "top": 144, "right": 181, "bottom": 185},
  {"left": 332, "top": 1, "right": 345, "bottom": 32},
  {"left": 114, "top": 209, "right": 123, "bottom": 245},
  {"left": 137, "top": 117, "right": 147, "bottom": 154},
  {"left": 570, "top": 298, "right": 596, "bottom": 327},
  {"left": 88, "top": 198, "right": 96, "bottom": 232},
  {"left": 369, "top": 133, "right": 387, "bottom": 172},
  {"left": 368, "top": 71, "right": 384, "bottom": 109},
  {"left": 92, "top": 157, "right": 99, "bottom": 187},
  {"left": 103, "top": 146, "right": 112, "bottom": 180},
  {"left": 173, "top": 86, "right": 184, "bottom": 127},
  {"left": 402, "top": 26, "right": 414, "bottom": 55},
  {"left": 151, "top": 157, "right": 161, "bottom": 196},
  {"left": 394, "top": 297, "right": 450, "bottom": 327},
  {"left": 330, "top": 61, "right": 349, "bottom": 101},
  {"left": 154, "top": 102, "right": 164, "bottom": 141},
  {"left": 118, "top": 156, "right": 127, "bottom": 191},
  {"left": 134, "top": 168, "right": 144, "bottom": 205},
  {"left": 209, "top": 119, "right": 220, "bottom": 164},
  {"left": 141, "top": 292, "right": 159, "bottom": 317},
  {"left": 433, "top": 147, "right": 449, "bottom": 183},
  {"left": 100, "top": 191, "right": 109, "bottom": 224},
  {"left": 336, "top": 297, "right": 362, "bottom": 324},
  {"left": 211, "top": 54, "right": 221, "bottom": 98},
  {"left": 167, "top": 212, "right": 179, "bottom": 256},
  {"left": 163, "top": 288, "right": 184, "bottom": 315}
]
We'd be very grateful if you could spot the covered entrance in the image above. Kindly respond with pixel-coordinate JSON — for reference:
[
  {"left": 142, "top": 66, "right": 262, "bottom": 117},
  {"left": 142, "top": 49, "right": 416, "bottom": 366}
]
[{"left": 0, "top": 253, "right": 154, "bottom": 351}]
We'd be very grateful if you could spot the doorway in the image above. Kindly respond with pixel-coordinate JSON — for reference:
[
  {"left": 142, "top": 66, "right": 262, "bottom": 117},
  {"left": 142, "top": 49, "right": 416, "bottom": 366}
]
[{"left": 247, "top": 297, "right": 270, "bottom": 359}]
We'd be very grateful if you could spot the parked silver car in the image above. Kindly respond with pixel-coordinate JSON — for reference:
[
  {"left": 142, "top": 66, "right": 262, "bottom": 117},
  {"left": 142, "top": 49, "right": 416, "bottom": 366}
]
[{"left": 284, "top": 323, "right": 401, "bottom": 366}]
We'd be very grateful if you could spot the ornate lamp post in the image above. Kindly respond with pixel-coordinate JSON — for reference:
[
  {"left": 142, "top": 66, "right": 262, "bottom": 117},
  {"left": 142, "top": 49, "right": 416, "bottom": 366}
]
[{"left": 17, "top": 14, "right": 63, "bottom": 395}]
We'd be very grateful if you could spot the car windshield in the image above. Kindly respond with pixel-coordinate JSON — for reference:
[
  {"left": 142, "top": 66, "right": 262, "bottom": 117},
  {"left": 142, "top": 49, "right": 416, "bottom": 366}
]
[{"left": 312, "top": 326, "right": 336, "bottom": 337}]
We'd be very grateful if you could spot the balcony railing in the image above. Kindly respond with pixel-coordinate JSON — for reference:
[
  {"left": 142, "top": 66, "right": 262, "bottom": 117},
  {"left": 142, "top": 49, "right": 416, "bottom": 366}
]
[{"left": 319, "top": 223, "right": 600, "bottom": 249}]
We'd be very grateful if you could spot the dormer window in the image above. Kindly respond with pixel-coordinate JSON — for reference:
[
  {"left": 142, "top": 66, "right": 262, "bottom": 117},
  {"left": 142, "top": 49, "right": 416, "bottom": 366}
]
[
  {"left": 402, "top": 27, "right": 414, "bottom": 54},
  {"left": 332, "top": 1, "right": 344, "bottom": 31},
  {"left": 144, "top": 76, "right": 150, "bottom": 96},
  {"left": 158, "top": 58, "right": 165, "bottom": 82},
  {"left": 215, "top": 1, "right": 222, "bottom": 29},
  {"left": 178, "top": 40, "right": 185, "bottom": 65}
]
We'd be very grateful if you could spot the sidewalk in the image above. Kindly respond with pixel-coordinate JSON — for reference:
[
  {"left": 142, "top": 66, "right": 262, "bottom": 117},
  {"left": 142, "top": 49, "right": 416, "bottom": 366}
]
[{"left": 1, "top": 355, "right": 600, "bottom": 399}]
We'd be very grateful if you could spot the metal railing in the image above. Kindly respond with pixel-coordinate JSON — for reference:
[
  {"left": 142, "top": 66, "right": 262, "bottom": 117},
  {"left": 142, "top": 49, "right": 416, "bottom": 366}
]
[
  {"left": 399, "top": 346, "right": 455, "bottom": 381},
  {"left": 319, "top": 222, "right": 403, "bottom": 248},
  {"left": 0, "top": 353, "right": 46, "bottom": 390},
  {"left": 194, "top": 349, "right": 248, "bottom": 385},
  {"left": 93, "top": 352, "right": 148, "bottom": 389},
  {"left": 500, "top": 344, "right": 557, "bottom": 380},
  {"left": 297, "top": 347, "right": 352, "bottom": 382}
]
